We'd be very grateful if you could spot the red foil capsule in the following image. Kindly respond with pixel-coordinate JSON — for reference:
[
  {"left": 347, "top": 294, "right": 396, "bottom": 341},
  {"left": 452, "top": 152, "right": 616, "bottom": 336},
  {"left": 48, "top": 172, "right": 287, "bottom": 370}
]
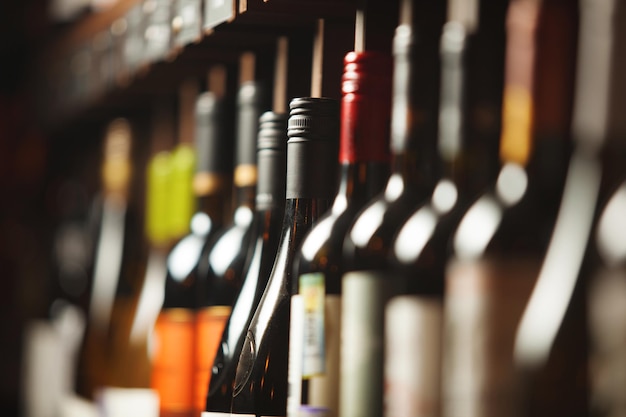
[{"left": 340, "top": 51, "right": 393, "bottom": 164}]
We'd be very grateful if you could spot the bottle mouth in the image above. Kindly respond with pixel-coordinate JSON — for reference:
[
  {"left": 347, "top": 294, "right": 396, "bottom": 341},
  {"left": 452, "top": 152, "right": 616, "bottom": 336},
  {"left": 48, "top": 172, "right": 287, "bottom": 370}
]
[
  {"left": 287, "top": 97, "right": 339, "bottom": 141},
  {"left": 393, "top": 24, "right": 415, "bottom": 57},
  {"left": 237, "top": 81, "right": 266, "bottom": 107},
  {"left": 342, "top": 51, "right": 392, "bottom": 97},
  {"left": 257, "top": 111, "right": 288, "bottom": 151}
]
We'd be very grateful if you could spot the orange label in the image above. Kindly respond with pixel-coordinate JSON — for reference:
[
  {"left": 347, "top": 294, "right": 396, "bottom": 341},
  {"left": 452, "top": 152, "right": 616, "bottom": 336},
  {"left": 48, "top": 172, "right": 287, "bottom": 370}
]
[
  {"left": 194, "top": 306, "right": 232, "bottom": 413},
  {"left": 151, "top": 308, "right": 195, "bottom": 413}
]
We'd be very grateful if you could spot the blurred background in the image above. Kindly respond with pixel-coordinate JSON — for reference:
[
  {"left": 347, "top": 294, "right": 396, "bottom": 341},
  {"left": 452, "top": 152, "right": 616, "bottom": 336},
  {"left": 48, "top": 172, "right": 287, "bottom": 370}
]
[{"left": 1, "top": 0, "right": 624, "bottom": 416}]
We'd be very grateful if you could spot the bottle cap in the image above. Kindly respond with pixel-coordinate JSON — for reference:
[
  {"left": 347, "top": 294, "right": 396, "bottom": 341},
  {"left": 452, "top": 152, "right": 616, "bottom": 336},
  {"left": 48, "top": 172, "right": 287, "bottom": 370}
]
[
  {"left": 256, "top": 111, "right": 288, "bottom": 209},
  {"left": 258, "top": 110, "right": 288, "bottom": 151},
  {"left": 195, "top": 92, "right": 232, "bottom": 176},
  {"left": 235, "top": 81, "right": 266, "bottom": 187},
  {"left": 393, "top": 24, "right": 416, "bottom": 57},
  {"left": 286, "top": 97, "right": 340, "bottom": 199},
  {"left": 342, "top": 51, "right": 393, "bottom": 97},
  {"left": 340, "top": 51, "right": 392, "bottom": 163},
  {"left": 102, "top": 118, "right": 132, "bottom": 198},
  {"left": 288, "top": 97, "right": 340, "bottom": 142}
]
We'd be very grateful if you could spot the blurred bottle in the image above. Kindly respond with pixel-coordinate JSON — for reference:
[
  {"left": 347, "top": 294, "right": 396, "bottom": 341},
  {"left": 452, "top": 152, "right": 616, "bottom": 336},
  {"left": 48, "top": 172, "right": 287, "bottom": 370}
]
[
  {"left": 150, "top": 79, "right": 205, "bottom": 417},
  {"left": 76, "top": 117, "right": 153, "bottom": 403},
  {"left": 49, "top": 178, "right": 96, "bottom": 319},
  {"left": 441, "top": 0, "right": 578, "bottom": 416},
  {"left": 22, "top": 172, "right": 99, "bottom": 417},
  {"left": 339, "top": 2, "right": 446, "bottom": 417},
  {"left": 231, "top": 97, "right": 339, "bottom": 416},
  {"left": 151, "top": 71, "right": 232, "bottom": 417},
  {"left": 205, "top": 111, "right": 287, "bottom": 415},
  {"left": 195, "top": 54, "right": 267, "bottom": 416},
  {"left": 533, "top": 0, "right": 626, "bottom": 416},
  {"left": 384, "top": 1, "right": 495, "bottom": 415},
  {"left": 287, "top": 51, "right": 392, "bottom": 417}
]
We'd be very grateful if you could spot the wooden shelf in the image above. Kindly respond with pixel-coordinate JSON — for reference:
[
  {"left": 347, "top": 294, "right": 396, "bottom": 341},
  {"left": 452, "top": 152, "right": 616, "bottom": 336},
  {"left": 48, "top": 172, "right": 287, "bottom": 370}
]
[{"left": 36, "top": 0, "right": 358, "bottom": 134}]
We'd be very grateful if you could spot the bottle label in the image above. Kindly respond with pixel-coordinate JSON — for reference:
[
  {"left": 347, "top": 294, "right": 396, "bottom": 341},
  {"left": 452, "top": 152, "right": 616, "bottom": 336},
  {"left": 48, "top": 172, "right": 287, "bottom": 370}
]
[
  {"left": 300, "top": 273, "right": 326, "bottom": 376},
  {"left": 385, "top": 296, "right": 442, "bottom": 417},
  {"left": 589, "top": 267, "right": 626, "bottom": 416},
  {"left": 443, "top": 258, "right": 540, "bottom": 417},
  {"left": 288, "top": 296, "right": 305, "bottom": 417},
  {"left": 340, "top": 270, "right": 402, "bottom": 417},
  {"left": 151, "top": 308, "right": 195, "bottom": 412},
  {"left": 288, "top": 287, "right": 341, "bottom": 417},
  {"left": 229, "top": 414, "right": 284, "bottom": 417},
  {"left": 97, "top": 387, "right": 159, "bottom": 417},
  {"left": 195, "top": 306, "right": 232, "bottom": 413},
  {"left": 173, "top": 0, "right": 202, "bottom": 48},
  {"left": 203, "top": 0, "right": 236, "bottom": 31}
]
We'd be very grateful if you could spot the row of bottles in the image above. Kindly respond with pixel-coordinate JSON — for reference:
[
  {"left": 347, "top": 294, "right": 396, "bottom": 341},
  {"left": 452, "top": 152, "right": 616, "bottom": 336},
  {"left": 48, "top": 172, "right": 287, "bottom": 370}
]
[{"left": 36, "top": 0, "right": 626, "bottom": 416}]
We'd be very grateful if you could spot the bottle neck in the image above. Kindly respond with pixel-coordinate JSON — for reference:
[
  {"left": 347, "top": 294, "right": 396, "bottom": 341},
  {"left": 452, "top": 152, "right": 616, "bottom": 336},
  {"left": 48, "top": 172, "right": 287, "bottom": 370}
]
[
  {"left": 390, "top": 144, "right": 438, "bottom": 191},
  {"left": 232, "top": 182, "right": 256, "bottom": 209},
  {"left": 390, "top": 25, "right": 439, "bottom": 192},
  {"left": 196, "top": 191, "right": 228, "bottom": 228},
  {"left": 497, "top": 0, "right": 576, "bottom": 195},
  {"left": 333, "top": 162, "right": 389, "bottom": 213},
  {"left": 282, "top": 197, "right": 333, "bottom": 272}
]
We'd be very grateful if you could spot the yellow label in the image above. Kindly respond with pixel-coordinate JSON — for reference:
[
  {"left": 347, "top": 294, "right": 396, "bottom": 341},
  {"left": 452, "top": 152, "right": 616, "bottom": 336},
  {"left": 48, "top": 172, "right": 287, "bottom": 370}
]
[
  {"left": 299, "top": 273, "right": 326, "bottom": 377},
  {"left": 169, "top": 143, "right": 196, "bottom": 239},
  {"left": 234, "top": 164, "right": 258, "bottom": 188},
  {"left": 102, "top": 118, "right": 133, "bottom": 197},
  {"left": 193, "top": 172, "right": 227, "bottom": 196},
  {"left": 500, "top": 85, "right": 533, "bottom": 166},
  {"left": 146, "top": 151, "right": 172, "bottom": 245}
]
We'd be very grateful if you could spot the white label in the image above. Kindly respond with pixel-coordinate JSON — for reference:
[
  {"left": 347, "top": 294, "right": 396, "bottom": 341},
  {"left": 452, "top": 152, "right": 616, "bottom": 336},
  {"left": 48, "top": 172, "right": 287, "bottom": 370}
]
[
  {"left": 287, "top": 296, "right": 305, "bottom": 417},
  {"left": 230, "top": 415, "right": 283, "bottom": 417},
  {"left": 97, "top": 387, "right": 159, "bottom": 417},
  {"left": 205, "top": 414, "right": 283, "bottom": 417},
  {"left": 288, "top": 290, "right": 341, "bottom": 417},
  {"left": 204, "top": 0, "right": 234, "bottom": 30},
  {"left": 589, "top": 267, "right": 626, "bottom": 416},
  {"left": 301, "top": 273, "right": 326, "bottom": 376},
  {"left": 385, "top": 296, "right": 443, "bottom": 417},
  {"left": 340, "top": 271, "right": 402, "bottom": 417},
  {"left": 442, "top": 259, "right": 539, "bottom": 417}
]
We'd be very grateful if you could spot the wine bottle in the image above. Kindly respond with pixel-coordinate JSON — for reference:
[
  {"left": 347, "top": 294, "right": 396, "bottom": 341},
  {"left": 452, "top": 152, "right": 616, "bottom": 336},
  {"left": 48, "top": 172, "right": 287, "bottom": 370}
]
[
  {"left": 26, "top": 170, "right": 99, "bottom": 417},
  {"left": 151, "top": 78, "right": 232, "bottom": 417},
  {"left": 384, "top": 1, "right": 486, "bottom": 415},
  {"left": 76, "top": 118, "right": 150, "bottom": 399},
  {"left": 49, "top": 178, "right": 95, "bottom": 318},
  {"left": 339, "top": 3, "right": 446, "bottom": 416},
  {"left": 441, "top": 0, "right": 578, "bottom": 416},
  {"left": 534, "top": 0, "right": 624, "bottom": 416},
  {"left": 195, "top": 56, "right": 267, "bottom": 416},
  {"left": 287, "top": 51, "right": 391, "bottom": 417},
  {"left": 204, "top": 111, "right": 288, "bottom": 416},
  {"left": 231, "top": 97, "right": 340, "bottom": 416}
]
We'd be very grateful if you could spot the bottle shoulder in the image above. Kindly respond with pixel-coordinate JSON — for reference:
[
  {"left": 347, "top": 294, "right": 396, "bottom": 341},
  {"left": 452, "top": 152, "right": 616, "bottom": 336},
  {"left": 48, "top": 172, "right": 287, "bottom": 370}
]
[
  {"left": 166, "top": 231, "right": 208, "bottom": 283},
  {"left": 451, "top": 180, "right": 558, "bottom": 264},
  {"left": 344, "top": 183, "right": 428, "bottom": 268},
  {"left": 206, "top": 211, "right": 255, "bottom": 277},
  {"left": 297, "top": 205, "right": 353, "bottom": 264}
]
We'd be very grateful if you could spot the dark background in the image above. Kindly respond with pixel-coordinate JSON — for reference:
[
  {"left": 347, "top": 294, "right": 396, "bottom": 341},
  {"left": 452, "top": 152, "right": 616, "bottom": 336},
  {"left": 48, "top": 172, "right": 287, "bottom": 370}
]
[{"left": 0, "top": 1, "right": 57, "bottom": 415}]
